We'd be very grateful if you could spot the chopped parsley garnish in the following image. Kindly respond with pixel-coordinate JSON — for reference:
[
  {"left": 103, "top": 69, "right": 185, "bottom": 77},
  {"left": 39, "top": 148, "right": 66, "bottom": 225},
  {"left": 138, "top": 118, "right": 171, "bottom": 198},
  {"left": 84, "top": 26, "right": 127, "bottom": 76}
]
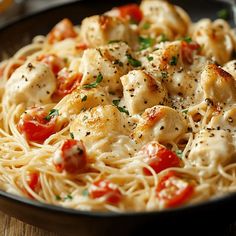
[
  {"left": 159, "top": 34, "right": 169, "bottom": 43},
  {"left": 142, "top": 22, "right": 151, "bottom": 29},
  {"left": 217, "top": 8, "right": 229, "bottom": 20},
  {"left": 175, "top": 150, "right": 183, "bottom": 158},
  {"left": 113, "top": 99, "right": 120, "bottom": 106},
  {"left": 112, "top": 100, "right": 129, "bottom": 115},
  {"left": 108, "top": 40, "right": 123, "bottom": 44},
  {"left": 81, "top": 95, "right": 87, "bottom": 102},
  {"left": 182, "top": 36, "right": 192, "bottom": 43},
  {"left": 182, "top": 109, "right": 188, "bottom": 114},
  {"left": 161, "top": 71, "right": 168, "bottom": 79},
  {"left": 55, "top": 195, "right": 61, "bottom": 200},
  {"left": 70, "top": 132, "right": 75, "bottom": 139},
  {"left": 126, "top": 54, "right": 142, "bottom": 67},
  {"left": 82, "top": 115, "right": 88, "bottom": 121},
  {"left": 169, "top": 56, "right": 178, "bottom": 66},
  {"left": 147, "top": 56, "right": 154, "bottom": 61},
  {"left": 113, "top": 59, "right": 124, "bottom": 67},
  {"left": 139, "top": 36, "right": 154, "bottom": 50},
  {"left": 64, "top": 194, "right": 73, "bottom": 200},
  {"left": 83, "top": 73, "right": 103, "bottom": 89},
  {"left": 44, "top": 109, "right": 59, "bottom": 121}
]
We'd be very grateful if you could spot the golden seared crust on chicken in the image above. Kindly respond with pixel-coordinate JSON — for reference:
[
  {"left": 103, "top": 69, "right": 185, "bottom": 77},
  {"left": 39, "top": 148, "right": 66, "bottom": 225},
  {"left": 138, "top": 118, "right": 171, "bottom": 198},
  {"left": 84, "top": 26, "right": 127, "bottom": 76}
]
[
  {"left": 131, "top": 105, "right": 187, "bottom": 144},
  {"left": 191, "top": 19, "right": 235, "bottom": 65},
  {"left": 200, "top": 63, "right": 236, "bottom": 104},
  {"left": 80, "top": 15, "right": 138, "bottom": 48},
  {"left": 120, "top": 70, "right": 168, "bottom": 115}
]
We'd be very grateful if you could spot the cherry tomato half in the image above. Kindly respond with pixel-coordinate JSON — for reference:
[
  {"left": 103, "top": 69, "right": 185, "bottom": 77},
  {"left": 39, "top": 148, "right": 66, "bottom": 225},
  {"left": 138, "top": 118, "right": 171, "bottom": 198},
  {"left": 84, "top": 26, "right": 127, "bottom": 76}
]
[
  {"left": 89, "top": 179, "right": 122, "bottom": 205},
  {"left": 118, "top": 4, "right": 143, "bottom": 24},
  {"left": 18, "top": 107, "right": 56, "bottom": 143},
  {"left": 140, "top": 142, "right": 181, "bottom": 175},
  {"left": 37, "top": 54, "right": 65, "bottom": 75},
  {"left": 156, "top": 171, "right": 194, "bottom": 208},
  {"left": 54, "top": 139, "right": 87, "bottom": 174},
  {"left": 47, "top": 18, "right": 77, "bottom": 44},
  {"left": 53, "top": 68, "right": 82, "bottom": 100}
]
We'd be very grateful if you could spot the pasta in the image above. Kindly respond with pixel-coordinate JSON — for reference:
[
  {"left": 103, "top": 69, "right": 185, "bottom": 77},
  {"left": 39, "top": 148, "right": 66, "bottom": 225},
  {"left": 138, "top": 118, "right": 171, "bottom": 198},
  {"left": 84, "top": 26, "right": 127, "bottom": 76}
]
[{"left": 1, "top": 0, "right": 236, "bottom": 212}]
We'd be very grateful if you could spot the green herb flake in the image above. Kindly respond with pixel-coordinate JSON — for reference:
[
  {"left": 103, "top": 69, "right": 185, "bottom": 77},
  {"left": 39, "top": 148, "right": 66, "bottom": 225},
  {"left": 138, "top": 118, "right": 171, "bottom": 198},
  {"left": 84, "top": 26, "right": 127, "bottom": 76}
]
[
  {"left": 126, "top": 54, "right": 142, "bottom": 67},
  {"left": 142, "top": 22, "right": 151, "bottom": 29},
  {"left": 55, "top": 195, "right": 61, "bottom": 201},
  {"left": 159, "top": 34, "right": 169, "bottom": 43},
  {"left": 217, "top": 8, "right": 229, "bottom": 20},
  {"left": 139, "top": 36, "right": 154, "bottom": 50},
  {"left": 82, "top": 115, "right": 88, "bottom": 121},
  {"left": 112, "top": 100, "right": 129, "bottom": 115},
  {"left": 147, "top": 56, "right": 154, "bottom": 61},
  {"left": 81, "top": 95, "right": 87, "bottom": 102},
  {"left": 182, "top": 36, "right": 192, "bottom": 43},
  {"left": 108, "top": 40, "right": 122, "bottom": 44},
  {"left": 176, "top": 150, "right": 183, "bottom": 158},
  {"left": 161, "top": 71, "right": 168, "bottom": 79},
  {"left": 169, "top": 56, "right": 178, "bottom": 66},
  {"left": 64, "top": 194, "right": 73, "bottom": 200},
  {"left": 113, "top": 59, "right": 124, "bottom": 67},
  {"left": 82, "top": 189, "right": 89, "bottom": 196},
  {"left": 70, "top": 132, "right": 75, "bottom": 139},
  {"left": 44, "top": 109, "right": 59, "bottom": 121},
  {"left": 83, "top": 73, "right": 103, "bottom": 89},
  {"left": 182, "top": 109, "right": 188, "bottom": 114}
]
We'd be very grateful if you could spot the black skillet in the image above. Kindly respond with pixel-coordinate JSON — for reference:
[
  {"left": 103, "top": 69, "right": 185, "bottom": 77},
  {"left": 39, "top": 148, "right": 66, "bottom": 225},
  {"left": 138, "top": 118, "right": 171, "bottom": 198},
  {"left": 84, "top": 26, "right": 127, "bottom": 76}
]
[{"left": 0, "top": 1, "right": 235, "bottom": 235}]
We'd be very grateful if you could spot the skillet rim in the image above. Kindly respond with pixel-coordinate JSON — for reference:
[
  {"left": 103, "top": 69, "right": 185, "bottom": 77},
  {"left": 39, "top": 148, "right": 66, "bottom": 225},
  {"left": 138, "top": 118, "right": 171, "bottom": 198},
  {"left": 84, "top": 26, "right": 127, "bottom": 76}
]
[{"left": 0, "top": 0, "right": 235, "bottom": 219}]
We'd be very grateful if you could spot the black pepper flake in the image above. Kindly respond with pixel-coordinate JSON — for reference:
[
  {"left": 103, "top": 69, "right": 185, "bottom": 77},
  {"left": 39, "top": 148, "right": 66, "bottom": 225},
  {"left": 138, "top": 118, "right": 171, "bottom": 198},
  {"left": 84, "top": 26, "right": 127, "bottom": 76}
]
[
  {"left": 27, "top": 63, "right": 35, "bottom": 71},
  {"left": 228, "top": 117, "right": 233, "bottom": 123},
  {"left": 160, "top": 126, "right": 164, "bottom": 130},
  {"left": 205, "top": 98, "right": 214, "bottom": 106}
]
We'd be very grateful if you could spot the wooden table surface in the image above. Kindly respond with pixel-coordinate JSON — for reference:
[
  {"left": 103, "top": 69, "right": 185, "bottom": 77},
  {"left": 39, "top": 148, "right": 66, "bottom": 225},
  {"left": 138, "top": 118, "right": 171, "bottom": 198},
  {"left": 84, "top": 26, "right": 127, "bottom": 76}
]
[{"left": 0, "top": 211, "right": 61, "bottom": 236}]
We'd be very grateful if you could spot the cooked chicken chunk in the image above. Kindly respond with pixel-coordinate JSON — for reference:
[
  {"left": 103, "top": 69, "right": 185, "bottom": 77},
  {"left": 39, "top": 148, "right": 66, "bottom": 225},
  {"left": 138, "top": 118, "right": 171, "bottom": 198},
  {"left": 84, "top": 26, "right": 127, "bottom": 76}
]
[
  {"left": 5, "top": 62, "right": 56, "bottom": 106},
  {"left": 132, "top": 105, "right": 187, "bottom": 143},
  {"left": 121, "top": 70, "right": 167, "bottom": 115}
]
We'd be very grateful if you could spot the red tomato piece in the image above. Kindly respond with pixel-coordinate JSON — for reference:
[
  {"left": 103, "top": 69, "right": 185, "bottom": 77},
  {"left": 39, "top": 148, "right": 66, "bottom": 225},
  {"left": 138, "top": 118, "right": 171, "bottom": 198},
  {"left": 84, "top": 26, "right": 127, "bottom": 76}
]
[
  {"left": 37, "top": 54, "right": 65, "bottom": 75},
  {"left": 156, "top": 171, "right": 194, "bottom": 208},
  {"left": 54, "top": 139, "right": 87, "bottom": 174},
  {"left": 140, "top": 142, "right": 181, "bottom": 175},
  {"left": 47, "top": 18, "right": 77, "bottom": 44},
  {"left": 28, "top": 172, "right": 40, "bottom": 191},
  {"left": 53, "top": 69, "right": 82, "bottom": 99},
  {"left": 181, "top": 41, "right": 200, "bottom": 64},
  {"left": 89, "top": 179, "right": 122, "bottom": 205},
  {"left": 118, "top": 4, "right": 143, "bottom": 23},
  {"left": 75, "top": 43, "right": 88, "bottom": 51},
  {"left": 0, "top": 65, "right": 5, "bottom": 78},
  {"left": 18, "top": 107, "right": 56, "bottom": 143}
]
